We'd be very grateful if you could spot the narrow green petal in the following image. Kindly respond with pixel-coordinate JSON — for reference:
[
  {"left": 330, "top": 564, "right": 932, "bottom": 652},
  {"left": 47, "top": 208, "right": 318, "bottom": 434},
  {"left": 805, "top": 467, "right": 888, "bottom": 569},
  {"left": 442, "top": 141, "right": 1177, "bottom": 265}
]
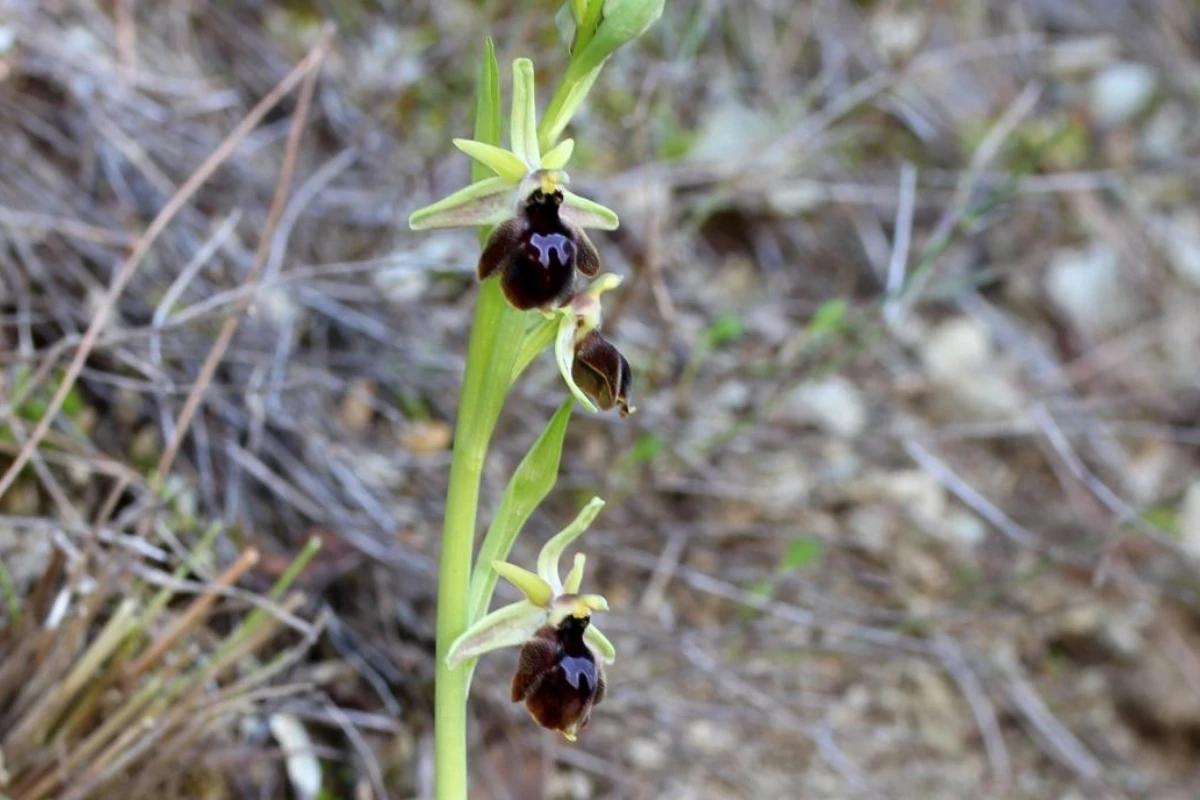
[
  {"left": 446, "top": 600, "right": 544, "bottom": 667},
  {"left": 511, "top": 58, "right": 541, "bottom": 167},
  {"left": 555, "top": 311, "right": 598, "bottom": 413},
  {"left": 408, "top": 177, "right": 514, "bottom": 230},
  {"left": 540, "top": 138, "right": 575, "bottom": 170},
  {"left": 579, "top": 593, "right": 608, "bottom": 612},
  {"left": 492, "top": 561, "right": 554, "bottom": 607},
  {"left": 562, "top": 552, "right": 586, "bottom": 594},
  {"left": 537, "top": 496, "right": 605, "bottom": 590},
  {"left": 585, "top": 624, "right": 616, "bottom": 664},
  {"left": 453, "top": 139, "right": 528, "bottom": 183},
  {"left": 560, "top": 188, "right": 619, "bottom": 230},
  {"left": 587, "top": 272, "right": 623, "bottom": 298}
]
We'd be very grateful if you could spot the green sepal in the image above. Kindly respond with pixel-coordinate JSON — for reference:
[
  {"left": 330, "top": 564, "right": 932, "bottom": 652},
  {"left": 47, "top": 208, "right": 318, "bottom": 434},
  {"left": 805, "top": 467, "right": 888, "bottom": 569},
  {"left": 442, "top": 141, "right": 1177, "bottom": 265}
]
[
  {"left": 561, "top": 188, "right": 619, "bottom": 230},
  {"left": 446, "top": 599, "right": 543, "bottom": 668},
  {"left": 511, "top": 58, "right": 541, "bottom": 168}
]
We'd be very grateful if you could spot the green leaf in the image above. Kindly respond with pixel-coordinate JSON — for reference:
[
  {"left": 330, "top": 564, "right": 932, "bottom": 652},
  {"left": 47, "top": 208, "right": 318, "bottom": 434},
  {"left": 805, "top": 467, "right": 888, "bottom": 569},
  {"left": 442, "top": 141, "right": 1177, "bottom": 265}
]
[
  {"left": 807, "top": 298, "right": 847, "bottom": 337},
  {"left": 569, "top": 0, "right": 664, "bottom": 77},
  {"left": 468, "top": 399, "right": 574, "bottom": 622},
  {"left": 631, "top": 433, "right": 662, "bottom": 464},
  {"left": 779, "top": 537, "right": 825, "bottom": 572},
  {"left": 705, "top": 313, "right": 744, "bottom": 347},
  {"left": 474, "top": 38, "right": 501, "bottom": 183}
]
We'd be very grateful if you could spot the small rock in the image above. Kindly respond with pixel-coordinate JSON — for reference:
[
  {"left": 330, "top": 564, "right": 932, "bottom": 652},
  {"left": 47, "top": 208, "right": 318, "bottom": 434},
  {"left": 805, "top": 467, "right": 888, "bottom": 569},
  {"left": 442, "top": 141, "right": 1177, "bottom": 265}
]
[
  {"left": 1140, "top": 104, "right": 1188, "bottom": 160},
  {"left": 684, "top": 719, "right": 736, "bottom": 756},
  {"left": 920, "top": 317, "right": 1025, "bottom": 420},
  {"left": 1089, "top": 62, "right": 1158, "bottom": 126},
  {"left": 766, "top": 181, "right": 828, "bottom": 215},
  {"left": 691, "top": 101, "right": 772, "bottom": 163},
  {"left": 1180, "top": 481, "right": 1200, "bottom": 560},
  {"left": 921, "top": 317, "right": 992, "bottom": 381},
  {"left": 753, "top": 451, "right": 813, "bottom": 517},
  {"left": 545, "top": 769, "right": 593, "bottom": 800},
  {"left": 339, "top": 378, "right": 377, "bottom": 433},
  {"left": 1045, "top": 247, "right": 1138, "bottom": 337},
  {"left": 1124, "top": 440, "right": 1180, "bottom": 505},
  {"left": 778, "top": 376, "right": 867, "bottom": 437},
  {"left": 1157, "top": 212, "right": 1200, "bottom": 290},
  {"left": 869, "top": 11, "right": 924, "bottom": 62},
  {"left": 1045, "top": 36, "right": 1120, "bottom": 76},
  {"left": 942, "top": 510, "right": 987, "bottom": 548},
  {"left": 845, "top": 505, "right": 895, "bottom": 556},
  {"left": 1117, "top": 644, "right": 1200, "bottom": 734},
  {"left": 627, "top": 736, "right": 668, "bottom": 771},
  {"left": 401, "top": 420, "right": 452, "bottom": 454},
  {"left": 875, "top": 469, "right": 947, "bottom": 523},
  {"left": 1163, "top": 292, "right": 1200, "bottom": 384},
  {"left": 905, "top": 662, "right": 966, "bottom": 756}
]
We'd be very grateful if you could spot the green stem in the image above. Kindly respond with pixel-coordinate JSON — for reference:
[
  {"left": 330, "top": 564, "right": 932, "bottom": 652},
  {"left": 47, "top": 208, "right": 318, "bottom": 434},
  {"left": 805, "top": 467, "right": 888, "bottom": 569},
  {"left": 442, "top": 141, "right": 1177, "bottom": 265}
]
[{"left": 435, "top": 278, "right": 525, "bottom": 800}]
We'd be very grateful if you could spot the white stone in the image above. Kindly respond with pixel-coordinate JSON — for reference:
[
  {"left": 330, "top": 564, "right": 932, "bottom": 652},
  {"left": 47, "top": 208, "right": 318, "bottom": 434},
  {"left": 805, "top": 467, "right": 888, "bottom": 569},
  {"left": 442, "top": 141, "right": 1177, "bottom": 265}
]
[
  {"left": 1141, "top": 104, "right": 1188, "bottom": 160},
  {"left": 870, "top": 11, "right": 924, "bottom": 61},
  {"left": 1045, "top": 247, "right": 1136, "bottom": 336},
  {"left": 1158, "top": 212, "right": 1200, "bottom": 289},
  {"left": 1046, "top": 36, "right": 1120, "bottom": 76},
  {"left": 921, "top": 317, "right": 1025, "bottom": 420},
  {"left": 1089, "top": 62, "right": 1158, "bottom": 126},
  {"left": 783, "top": 376, "right": 867, "bottom": 437},
  {"left": 1181, "top": 481, "right": 1200, "bottom": 560},
  {"left": 921, "top": 317, "right": 993, "bottom": 381}
]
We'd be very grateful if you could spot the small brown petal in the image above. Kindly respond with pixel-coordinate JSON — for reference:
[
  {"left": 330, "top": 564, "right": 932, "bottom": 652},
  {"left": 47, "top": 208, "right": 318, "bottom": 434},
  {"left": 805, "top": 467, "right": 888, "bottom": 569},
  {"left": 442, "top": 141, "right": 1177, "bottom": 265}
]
[
  {"left": 571, "top": 226, "right": 601, "bottom": 278},
  {"left": 477, "top": 218, "right": 523, "bottom": 282},
  {"left": 511, "top": 616, "right": 605, "bottom": 740},
  {"left": 571, "top": 331, "right": 633, "bottom": 416}
]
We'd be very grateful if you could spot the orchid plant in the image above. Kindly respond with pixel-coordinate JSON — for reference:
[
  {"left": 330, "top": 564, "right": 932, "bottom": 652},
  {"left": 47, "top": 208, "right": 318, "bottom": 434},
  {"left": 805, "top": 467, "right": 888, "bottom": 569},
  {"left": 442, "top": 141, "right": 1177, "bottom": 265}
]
[{"left": 405, "top": 2, "right": 663, "bottom": 798}]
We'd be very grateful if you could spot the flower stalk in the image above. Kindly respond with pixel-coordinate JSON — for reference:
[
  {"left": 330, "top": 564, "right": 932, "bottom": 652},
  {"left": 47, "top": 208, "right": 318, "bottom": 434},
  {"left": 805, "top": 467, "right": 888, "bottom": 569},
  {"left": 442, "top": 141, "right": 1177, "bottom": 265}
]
[{"left": 411, "top": 5, "right": 662, "bottom": 797}]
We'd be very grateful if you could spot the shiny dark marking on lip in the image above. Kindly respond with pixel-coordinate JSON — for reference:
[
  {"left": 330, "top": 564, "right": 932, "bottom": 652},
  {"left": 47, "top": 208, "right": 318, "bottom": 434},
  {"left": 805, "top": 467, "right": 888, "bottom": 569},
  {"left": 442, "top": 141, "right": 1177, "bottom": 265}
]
[{"left": 528, "top": 232, "right": 575, "bottom": 269}]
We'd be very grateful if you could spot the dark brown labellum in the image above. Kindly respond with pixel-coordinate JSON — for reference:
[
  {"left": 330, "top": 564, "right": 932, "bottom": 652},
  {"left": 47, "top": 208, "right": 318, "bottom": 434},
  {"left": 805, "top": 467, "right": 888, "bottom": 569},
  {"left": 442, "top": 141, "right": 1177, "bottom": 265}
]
[
  {"left": 511, "top": 614, "right": 606, "bottom": 739},
  {"left": 477, "top": 189, "right": 601, "bottom": 310},
  {"left": 572, "top": 330, "right": 633, "bottom": 416}
]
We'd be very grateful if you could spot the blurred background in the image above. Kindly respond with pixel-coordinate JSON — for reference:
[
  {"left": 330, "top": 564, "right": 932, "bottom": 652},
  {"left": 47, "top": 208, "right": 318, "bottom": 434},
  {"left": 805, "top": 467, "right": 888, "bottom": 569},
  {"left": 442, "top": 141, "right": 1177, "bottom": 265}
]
[{"left": 3, "top": 0, "right": 1200, "bottom": 798}]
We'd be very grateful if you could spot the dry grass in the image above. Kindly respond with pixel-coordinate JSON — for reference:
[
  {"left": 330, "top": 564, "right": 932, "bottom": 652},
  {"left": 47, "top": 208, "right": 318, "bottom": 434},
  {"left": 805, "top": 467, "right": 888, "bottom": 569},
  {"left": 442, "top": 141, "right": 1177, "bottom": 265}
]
[{"left": 4, "top": 1, "right": 1200, "bottom": 798}]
